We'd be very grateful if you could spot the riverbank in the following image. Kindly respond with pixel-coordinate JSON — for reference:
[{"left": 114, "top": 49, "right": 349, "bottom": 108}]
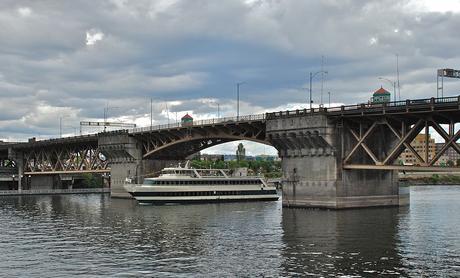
[
  {"left": 0, "top": 188, "right": 110, "bottom": 196},
  {"left": 400, "top": 172, "right": 460, "bottom": 185}
]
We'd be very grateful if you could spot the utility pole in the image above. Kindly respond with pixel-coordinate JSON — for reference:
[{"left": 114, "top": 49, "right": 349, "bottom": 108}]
[
  {"left": 309, "top": 70, "right": 328, "bottom": 110},
  {"left": 320, "top": 55, "right": 325, "bottom": 105},
  {"left": 59, "top": 117, "right": 62, "bottom": 138},
  {"left": 379, "top": 77, "right": 396, "bottom": 102},
  {"left": 165, "top": 102, "right": 170, "bottom": 125},
  {"left": 150, "top": 98, "right": 153, "bottom": 128},
  {"left": 328, "top": 91, "right": 331, "bottom": 107},
  {"left": 396, "top": 54, "right": 401, "bottom": 100},
  {"left": 217, "top": 103, "right": 220, "bottom": 118},
  {"left": 237, "top": 82, "right": 245, "bottom": 120},
  {"left": 103, "top": 102, "right": 119, "bottom": 132}
]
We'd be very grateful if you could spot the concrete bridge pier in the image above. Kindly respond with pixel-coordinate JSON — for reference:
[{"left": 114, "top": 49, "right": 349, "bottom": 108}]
[
  {"left": 99, "top": 131, "right": 178, "bottom": 198},
  {"left": 8, "top": 148, "right": 23, "bottom": 192},
  {"left": 267, "top": 113, "right": 406, "bottom": 209}
]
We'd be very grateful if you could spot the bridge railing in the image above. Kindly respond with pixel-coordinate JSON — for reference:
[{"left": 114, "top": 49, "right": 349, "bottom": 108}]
[
  {"left": 130, "top": 113, "right": 266, "bottom": 133},
  {"left": 267, "top": 95, "right": 460, "bottom": 118}
]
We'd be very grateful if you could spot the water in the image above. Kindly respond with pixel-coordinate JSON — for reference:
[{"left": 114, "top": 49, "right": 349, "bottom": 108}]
[{"left": 0, "top": 186, "right": 459, "bottom": 277}]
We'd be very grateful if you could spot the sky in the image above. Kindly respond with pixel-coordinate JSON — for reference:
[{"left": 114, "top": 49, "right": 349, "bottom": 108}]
[{"left": 1, "top": 0, "right": 460, "bottom": 156}]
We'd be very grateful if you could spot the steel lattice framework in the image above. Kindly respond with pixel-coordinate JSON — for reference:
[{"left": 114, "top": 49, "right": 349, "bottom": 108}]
[
  {"left": 331, "top": 96, "right": 460, "bottom": 171},
  {"left": 10, "top": 135, "right": 109, "bottom": 175},
  {"left": 23, "top": 145, "right": 108, "bottom": 174}
]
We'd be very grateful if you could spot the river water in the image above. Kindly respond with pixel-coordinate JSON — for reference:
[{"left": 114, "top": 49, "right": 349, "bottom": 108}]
[{"left": 0, "top": 186, "right": 459, "bottom": 277}]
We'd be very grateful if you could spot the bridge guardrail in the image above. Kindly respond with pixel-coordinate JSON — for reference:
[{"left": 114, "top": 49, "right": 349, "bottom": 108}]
[{"left": 130, "top": 113, "right": 266, "bottom": 133}]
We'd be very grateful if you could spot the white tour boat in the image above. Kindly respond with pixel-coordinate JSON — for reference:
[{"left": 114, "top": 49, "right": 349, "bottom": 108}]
[{"left": 123, "top": 163, "right": 279, "bottom": 204}]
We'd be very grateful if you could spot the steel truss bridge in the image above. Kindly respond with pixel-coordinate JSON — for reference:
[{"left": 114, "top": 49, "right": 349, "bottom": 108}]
[{"left": 1, "top": 95, "right": 460, "bottom": 175}]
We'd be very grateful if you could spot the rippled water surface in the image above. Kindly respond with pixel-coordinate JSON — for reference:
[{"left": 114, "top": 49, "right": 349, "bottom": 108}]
[{"left": 1, "top": 186, "right": 460, "bottom": 277}]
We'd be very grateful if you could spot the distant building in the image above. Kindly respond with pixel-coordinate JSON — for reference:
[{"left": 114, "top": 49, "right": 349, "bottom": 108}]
[
  {"left": 181, "top": 113, "right": 193, "bottom": 127},
  {"left": 399, "top": 134, "right": 436, "bottom": 165},
  {"left": 371, "top": 87, "right": 391, "bottom": 103},
  {"left": 200, "top": 154, "right": 224, "bottom": 161},
  {"left": 435, "top": 143, "right": 460, "bottom": 166},
  {"left": 236, "top": 143, "right": 246, "bottom": 161}
]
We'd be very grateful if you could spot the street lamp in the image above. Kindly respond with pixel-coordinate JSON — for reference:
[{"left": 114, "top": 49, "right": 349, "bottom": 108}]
[
  {"left": 309, "top": 71, "right": 328, "bottom": 110},
  {"left": 378, "top": 77, "right": 397, "bottom": 102},
  {"left": 103, "top": 104, "right": 120, "bottom": 131},
  {"left": 59, "top": 115, "right": 70, "bottom": 138},
  {"left": 236, "top": 82, "right": 246, "bottom": 120}
]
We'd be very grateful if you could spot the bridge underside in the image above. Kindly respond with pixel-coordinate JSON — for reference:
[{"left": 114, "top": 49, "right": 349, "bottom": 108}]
[{"left": 135, "top": 121, "right": 268, "bottom": 159}]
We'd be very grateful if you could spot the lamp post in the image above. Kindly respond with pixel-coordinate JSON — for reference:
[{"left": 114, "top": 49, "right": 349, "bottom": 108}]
[
  {"left": 378, "top": 77, "right": 397, "bottom": 102},
  {"left": 59, "top": 115, "right": 70, "bottom": 138},
  {"left": 309, "top": 71, "right": 328, "bottom": 110},
  {"left": 236, "top": 82, "right": 245, "bottom": 120},
  {"left": 328, "top": 91, "right": 331, "bottom": 107},
  {"left": 103, "top": 103, "right": 120, "bottom": 131},
  {"left": 150, "top": 98, "right": 153, "bottom": 128}
]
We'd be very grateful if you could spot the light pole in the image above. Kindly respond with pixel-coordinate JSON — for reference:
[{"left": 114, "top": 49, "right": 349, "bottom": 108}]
[
  {"left": 150, "top": 98, "right": 153, "bottom": 128},
  {"left": 236, "top": 82, "right": 245, "bottom": 120},
  {"left": 328, "top": 91, "right": 331, "bottom": 107},
  {"left": 103, "top": 104, "right": 120, "bottom": 131},
  {"left": 59, "top": 117, "right": 63, "bottom": 138},
  {"left": 309, "top": 71, "right": 328, "bottom": 110},
  {"left": 59, "top": 115, "right": 69, "bottom": 138},
  {"left": 378, "top": 77, "right": 396, "bottom": 102}
]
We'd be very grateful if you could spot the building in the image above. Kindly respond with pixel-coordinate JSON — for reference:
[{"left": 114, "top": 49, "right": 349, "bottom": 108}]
[
  {"left": 371, "top": 87, "right": 391, "bottom": 103},
  {"left": 181, "top": 113, "right": 193, "bottom": 127},
  {"left": 435, "top": 143, "right": 460, "bottom": 166},
  {"left": 236, "top": 143, "right": 246, "bottom": 161},
  {"left": 400, "top": 134, "right": 436, "bottom": 165}
]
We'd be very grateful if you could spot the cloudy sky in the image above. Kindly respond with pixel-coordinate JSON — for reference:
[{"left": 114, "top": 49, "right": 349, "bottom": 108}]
[{"left": 1, "top": 0, "right": 460, "bottom": 155}]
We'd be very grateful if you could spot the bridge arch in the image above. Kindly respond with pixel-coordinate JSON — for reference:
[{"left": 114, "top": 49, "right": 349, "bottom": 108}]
[
  {"left": 141, "top": 135, "right": 272, "bottom": 159},
  {"left": 133, "top": 121, "right": 272, "bottom": 159}
]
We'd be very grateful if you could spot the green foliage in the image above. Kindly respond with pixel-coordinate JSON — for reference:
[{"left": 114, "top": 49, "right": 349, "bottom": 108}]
[
  {"left": 190, "top": 159, "right": 282, "bottom": 178},
  {"left": 81, "top": 173, "right": 103, "bottom": 188}
]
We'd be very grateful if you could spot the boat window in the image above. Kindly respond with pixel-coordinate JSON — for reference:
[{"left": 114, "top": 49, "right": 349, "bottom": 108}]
[{"left": 143, "top": 180, "right": 156, "bottom": 185}]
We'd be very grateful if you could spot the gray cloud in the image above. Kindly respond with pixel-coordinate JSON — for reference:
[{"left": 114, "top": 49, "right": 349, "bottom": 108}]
[{"left": 1, "top": 0, "right": 459, "bottom": 155}]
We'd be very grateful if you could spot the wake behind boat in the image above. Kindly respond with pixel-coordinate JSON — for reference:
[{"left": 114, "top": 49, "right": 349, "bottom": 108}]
[{"left": 123, "top": 163, "right": 279, "bottom": 204}]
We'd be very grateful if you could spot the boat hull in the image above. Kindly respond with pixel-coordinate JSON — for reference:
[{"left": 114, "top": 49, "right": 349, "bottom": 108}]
[
  {"left": 133, "top": 196, "right": 279, "bottom": 205},
  {"left": 124, "top": 184, "right": 279, "bottom": 205}
]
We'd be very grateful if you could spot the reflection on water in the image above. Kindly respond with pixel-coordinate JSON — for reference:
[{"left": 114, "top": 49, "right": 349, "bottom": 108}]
[
  {"left": 282, "top": 206, "right": 406, "bottom": 276},
  {"left": 0, "top": 186, "right": 459, "bottom": 277}
]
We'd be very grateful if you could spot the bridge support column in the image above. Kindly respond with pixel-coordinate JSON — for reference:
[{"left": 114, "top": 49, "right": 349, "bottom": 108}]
[
  {"left": 8, "top": 148, "right": 23, "bottom": 192},
  {"left": 267, "top": 114, "right": 407, "bottom": 209},
  {"left": 99, "top": 131, "right": 178, "bottom": 198}
]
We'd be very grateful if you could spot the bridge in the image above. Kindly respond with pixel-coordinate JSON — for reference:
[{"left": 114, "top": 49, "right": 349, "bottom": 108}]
[{"left": 2, "top": 95, "right": 460, "bottom": 208}]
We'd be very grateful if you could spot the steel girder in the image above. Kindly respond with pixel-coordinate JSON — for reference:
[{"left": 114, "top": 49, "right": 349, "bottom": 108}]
[
  {"left": 342, "top": 114, "right": 460, "bottom": 170},
  {"left": 135, "top": 121, "right": 269, "bottom": 159},
  {"left": 22, "top": 144, "right": 108, "bottom": 174}
]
